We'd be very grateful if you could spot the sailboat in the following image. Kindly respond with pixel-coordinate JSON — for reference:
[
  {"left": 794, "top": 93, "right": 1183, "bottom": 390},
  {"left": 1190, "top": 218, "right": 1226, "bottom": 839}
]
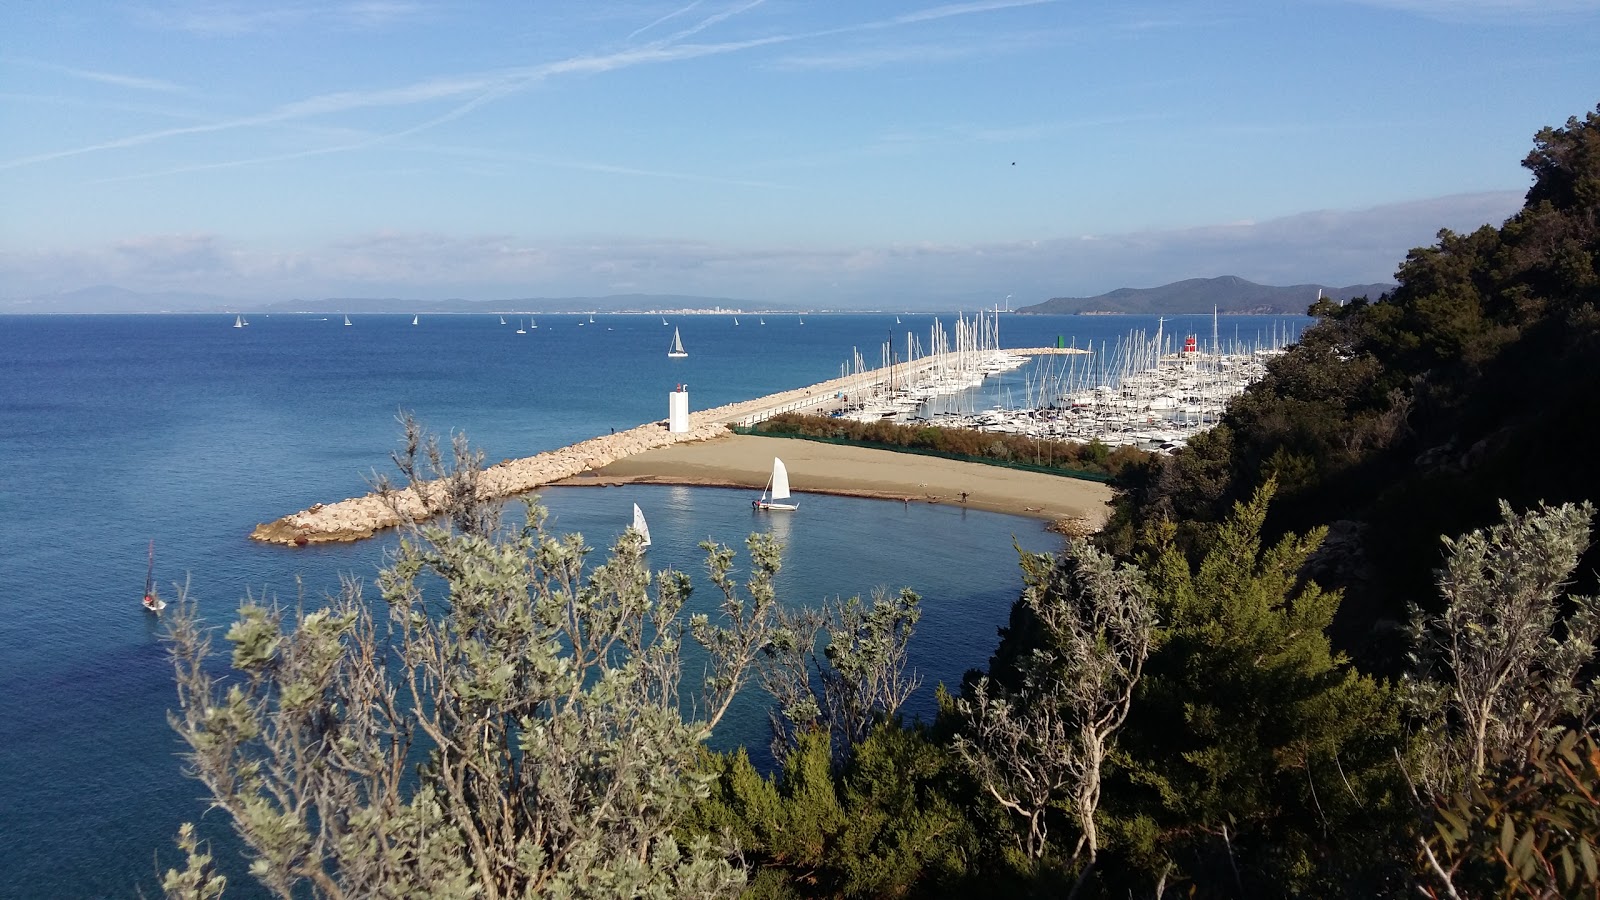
[
  {"left": 530, "top": 318, "right": 538, "bottom": 329},
  {"left": 895, "top": 316, "right": 901, "bottom": 324},
  {"left": 141, "top": 541, "right": 166, "bottom": 613},
  {"left": 589, "top": 314, "right": 596, "bottom": 324},
  {"left": 798, "top": 316, "right": 804, "bottom": 325},
  {"left": 500, "top": 316, "right": 507, "bottom": 325},
  {"left": 734, "top": 317, "right": 740, "bottom": 325},
  {"left": 753, "top": 458, "right": 798, "bottom": 511},
  {"left": 412, "top": 315, "right": 419, "bottom": 326},
  {"left": 668, "top": 327, "right": 688, "bottom": 358},
  {"left": 233, "top": 315, "right": 244, "bottom": 328},
  {"left": 516, "top": 319, "right": 527, "bottom": 334},
  {"left": 343, "top": 315, "right": 352, "bottom": 326},
  {"left": 631, "top": 503, "right": 652, "bottom": 548},
  {"left": 759, "top": 317, "right": 765, "bottom": 325}
]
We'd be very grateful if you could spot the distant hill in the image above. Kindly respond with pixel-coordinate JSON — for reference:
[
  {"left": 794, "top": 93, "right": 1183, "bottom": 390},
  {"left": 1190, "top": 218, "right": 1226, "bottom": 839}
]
[{"left": 1017, "top": 276, "right": 1393, "bottom": 315}]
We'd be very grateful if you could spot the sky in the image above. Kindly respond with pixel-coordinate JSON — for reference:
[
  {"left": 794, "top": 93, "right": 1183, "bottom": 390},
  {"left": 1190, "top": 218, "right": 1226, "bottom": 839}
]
[{"left": 2, "top": 1, "right": 1598, "bottom": 308}]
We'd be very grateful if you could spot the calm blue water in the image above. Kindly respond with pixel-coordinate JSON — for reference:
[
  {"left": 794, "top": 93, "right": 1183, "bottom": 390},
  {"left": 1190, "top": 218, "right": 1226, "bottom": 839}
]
[{"left": 0, "top": 312, "right": 1306, "bottom": 897}]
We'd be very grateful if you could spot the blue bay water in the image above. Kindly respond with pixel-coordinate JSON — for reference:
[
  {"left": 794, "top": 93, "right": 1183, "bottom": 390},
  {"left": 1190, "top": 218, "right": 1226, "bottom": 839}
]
[{"left": 0, "top": 312, "right": 1305, "bottom": 897}]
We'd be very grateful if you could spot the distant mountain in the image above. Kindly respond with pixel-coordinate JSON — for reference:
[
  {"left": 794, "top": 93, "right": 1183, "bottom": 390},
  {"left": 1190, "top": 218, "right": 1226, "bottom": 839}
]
[{"left": 1016, "top": 276, "right": 1393, "bottom": 315}]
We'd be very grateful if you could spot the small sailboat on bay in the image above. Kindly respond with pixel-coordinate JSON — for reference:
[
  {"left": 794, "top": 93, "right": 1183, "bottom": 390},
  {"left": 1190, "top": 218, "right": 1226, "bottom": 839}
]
[
  {"left": 668, "top": 327, "right": 688, "bottom": 358},
  {"left": 500, "top": 315, "right": 507, "bottom": 325},
  {"left": 343, "top": 315, "right": 352, "bottom": 326},
  {"left": 233, "top": 315, "right": 244, "bottom": 328},
  {"left": 142, "top": 540, "right": 166, "bottom": 613},
  {"left": 752, "top": 458, "right": 798, "bottom": 511},
  {"left": 631, "top": 503, "right": 652, "bottom": 548},
  {"left": 412, "top": 315, "right": 419, "bottom": 326},
  {"left": 516, "top": 319, "right": 527, "bottom": 334}
]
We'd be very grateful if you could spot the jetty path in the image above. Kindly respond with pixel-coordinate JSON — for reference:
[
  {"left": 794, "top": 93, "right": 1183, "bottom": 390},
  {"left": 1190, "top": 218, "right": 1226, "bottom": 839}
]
[{"left": 250, "top": 347, "right": 1092, "bottom": 546}]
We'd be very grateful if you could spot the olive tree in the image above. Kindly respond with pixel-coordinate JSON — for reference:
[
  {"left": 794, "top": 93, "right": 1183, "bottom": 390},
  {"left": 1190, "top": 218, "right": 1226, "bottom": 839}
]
[
  {"left": 1407, "top": 499, "right": 1600, "bottom": 788},
  {"left": 952, "top": 539, "right": 1155, "bottom": 863},
  {"left": 162, "top": 426, "right": 788, "bottom": 899}
]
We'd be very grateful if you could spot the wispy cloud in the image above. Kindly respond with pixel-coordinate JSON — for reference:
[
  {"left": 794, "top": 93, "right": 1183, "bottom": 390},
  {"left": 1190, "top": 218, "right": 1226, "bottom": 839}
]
[
  {"left": 5, "top": 0, "right": 1063, "bottom": 176},
  {"left": 133, "top": 1, "right": 429, "bottom": 36},
  {"left": 627, "top": 1, "right": 706, "bottom": 41},
  {"left": 1340, "top": 0, "right": 1600, "bottom": 23},
  {"left": 4, "top": 57, "right": 190, "bottom": 93}
]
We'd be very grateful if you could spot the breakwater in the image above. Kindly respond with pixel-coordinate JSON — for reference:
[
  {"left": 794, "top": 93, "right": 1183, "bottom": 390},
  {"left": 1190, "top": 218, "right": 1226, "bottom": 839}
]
[{"left": 251, "top": 348, "right": 1070, "bottom": 545}]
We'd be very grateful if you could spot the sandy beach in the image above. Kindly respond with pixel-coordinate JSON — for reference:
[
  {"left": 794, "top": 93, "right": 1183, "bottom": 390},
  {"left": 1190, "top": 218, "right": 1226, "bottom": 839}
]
[
  {"left": 558, "top": 433, "right": 1114, "bottom": 527},
  {"left": 251, "top": 347, "right": 1109, "bottom": 544}
]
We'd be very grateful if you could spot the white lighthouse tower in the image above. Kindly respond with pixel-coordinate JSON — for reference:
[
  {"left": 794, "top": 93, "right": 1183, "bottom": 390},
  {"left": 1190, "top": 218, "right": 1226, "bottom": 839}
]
[{"left": 668, "top": 384, "right": 690, "bottom": 433}]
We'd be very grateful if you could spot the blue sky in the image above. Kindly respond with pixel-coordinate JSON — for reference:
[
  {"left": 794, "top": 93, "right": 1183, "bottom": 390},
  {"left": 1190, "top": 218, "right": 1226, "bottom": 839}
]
[{"left": 2, "top": 0, "right": 1597, "bottom": 307}]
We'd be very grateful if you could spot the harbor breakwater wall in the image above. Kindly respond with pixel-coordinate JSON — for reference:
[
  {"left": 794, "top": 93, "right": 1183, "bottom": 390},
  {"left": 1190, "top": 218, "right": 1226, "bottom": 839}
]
[{"left": 250, "top": 348, "right": 1075, "bottom": 545}]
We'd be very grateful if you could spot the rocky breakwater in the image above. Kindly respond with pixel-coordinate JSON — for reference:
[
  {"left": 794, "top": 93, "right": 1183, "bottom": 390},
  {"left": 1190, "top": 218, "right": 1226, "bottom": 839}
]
[
  {"left": 249, "top": 378, "right": 863, "bottom": 546},
  {"left": 250, "top": 418, "right": 732, "bottom": 546},
  {"left": 250, "top": 351, "right": 1062, "bottom": 546}
]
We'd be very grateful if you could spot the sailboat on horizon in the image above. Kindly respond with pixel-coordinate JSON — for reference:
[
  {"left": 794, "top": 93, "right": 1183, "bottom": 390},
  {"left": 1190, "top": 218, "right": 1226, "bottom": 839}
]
[
  {"left": 516, "top": 319, "right": 527, "bottom": 334},
  {"left": 668, "top": 326, "right": 688, "bottom": 358},
  {"left": 631, "top": 503, "right": 652, "bottom": 548},
  {"left": 412, "top": 315, "right": 419, "bottom": 326},
  {"left": 343, "top": 314, "right": 352, "bottom": 326},
  {"left": 753, "top": 458, "right": 798, "bottom": 511},
  {"left": 233, "top": 315, "right": 244, "bottom": 328},
  {"left": 141, "top": 541, "right": 166, "bottom": 613}
]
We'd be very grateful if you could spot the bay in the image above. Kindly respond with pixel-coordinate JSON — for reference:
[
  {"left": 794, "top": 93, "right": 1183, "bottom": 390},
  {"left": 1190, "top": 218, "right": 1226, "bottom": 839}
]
[{"left": 0, "top": 311, "right": 1306, "bottom": 897}]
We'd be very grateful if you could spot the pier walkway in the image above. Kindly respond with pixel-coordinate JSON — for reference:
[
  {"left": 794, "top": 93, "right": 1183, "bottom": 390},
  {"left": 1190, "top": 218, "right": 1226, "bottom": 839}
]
[{"left": 250, "top": 348, "right": 1085, "bottom": 545}]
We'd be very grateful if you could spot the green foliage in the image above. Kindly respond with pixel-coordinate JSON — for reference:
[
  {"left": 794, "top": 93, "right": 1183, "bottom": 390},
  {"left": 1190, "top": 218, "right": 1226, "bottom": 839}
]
[
  {"left": 746, "top": 413, "right": 1146, "bottom": 481},
  {"left": 1419, "top": 729, "right": 1600, "bottom": 899},
  {"left": 689, "top": 726, "right": 977, "bottom": 899},
  {"left": 758, "top": 587, "right": 923, "bottom": 762},
  {"left": 952, "top": 539, "right": 1155, "bottom": 866},
  {"left": 1107, "top": 102, "right": 1600, "bottom": 673},
  {"left": 1109, "top": 482, "right": 1408, "bottom": 897},
  {"left": 163, "top": 485, "right": 794, "bottom": 899},
  {"left": 1406, "top": 500, "right": 1600, "bottom": 790}
]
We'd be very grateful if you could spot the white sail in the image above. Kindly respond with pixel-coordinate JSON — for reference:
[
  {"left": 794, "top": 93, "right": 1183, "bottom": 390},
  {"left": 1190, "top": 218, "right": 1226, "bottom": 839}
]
[
  {"left": 668, "top": 327, "right": 688, "bottom": 357},
  {"left": 754, "top": 457, "right": 798, "bottom": 510},
  {"left": 344, "top": 315, "right": 352, "bottom": 326},
  {"left": 234, "top": 315, "right": 243, "bottom": 328},
  {"left": 412, "top": 315, "right": 419, "bottom": 326},
  {"left": 770, "top": 458, "right": 790, "bottom": 500},
  {"left": 632, "top": 503, "right": 651, "bottom": 547}
]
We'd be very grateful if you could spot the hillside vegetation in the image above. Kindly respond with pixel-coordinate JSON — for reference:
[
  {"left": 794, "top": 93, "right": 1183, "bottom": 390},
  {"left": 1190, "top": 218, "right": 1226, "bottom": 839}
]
[{"left": 1105, "top": 103, "right": 1600, "bottom": 669}]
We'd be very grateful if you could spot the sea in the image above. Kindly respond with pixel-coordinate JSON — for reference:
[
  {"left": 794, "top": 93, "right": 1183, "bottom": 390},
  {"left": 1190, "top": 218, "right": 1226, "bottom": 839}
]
[{"left": 0, "top": 311, "right": 1308, "bottom": 898}]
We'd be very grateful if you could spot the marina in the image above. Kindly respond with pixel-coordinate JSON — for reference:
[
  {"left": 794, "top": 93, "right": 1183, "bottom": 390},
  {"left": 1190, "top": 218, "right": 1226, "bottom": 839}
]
[{"left": 252, "top": 313, "right": 1299, "bottom": 545}]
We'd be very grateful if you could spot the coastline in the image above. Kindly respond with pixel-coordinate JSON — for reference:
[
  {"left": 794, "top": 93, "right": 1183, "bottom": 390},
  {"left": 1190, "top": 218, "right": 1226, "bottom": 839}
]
[
  {"left": 557, "top": 433, "right": 1112, "bottom": 526},
  {"left": 249, "top": 347, "right": 1104, "bottom": 545}
]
